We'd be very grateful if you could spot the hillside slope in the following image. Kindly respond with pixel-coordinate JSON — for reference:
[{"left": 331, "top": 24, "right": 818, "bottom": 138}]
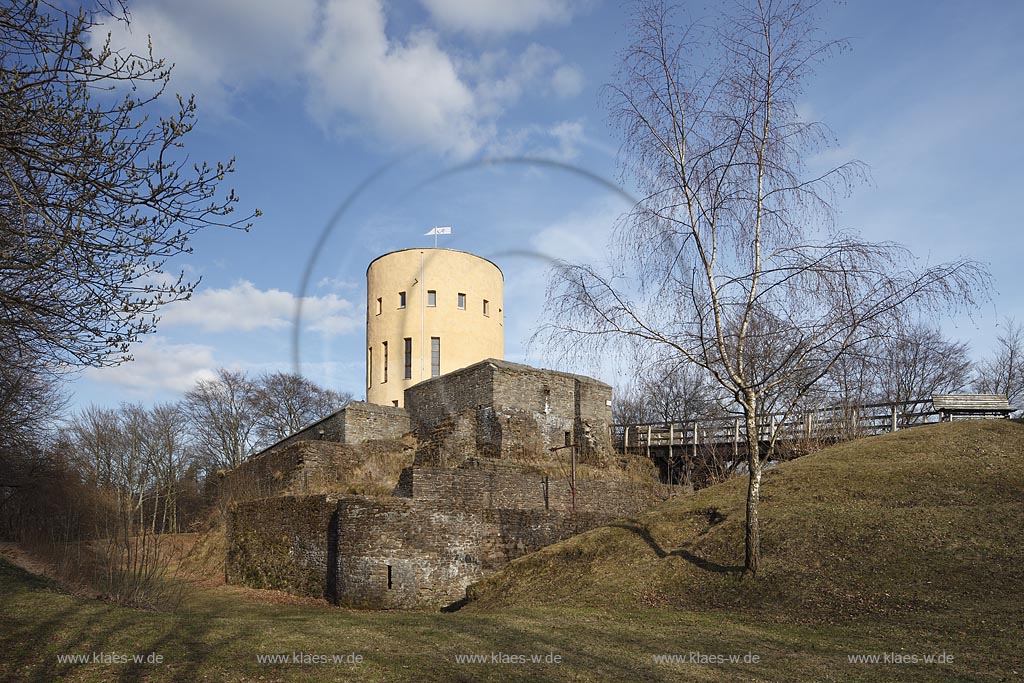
[{"left": 467, "top": 420, "right": 1024, "bottom": 623}]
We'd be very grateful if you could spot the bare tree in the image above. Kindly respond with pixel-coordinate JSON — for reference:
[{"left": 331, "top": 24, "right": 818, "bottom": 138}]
[
  {"left": 973, "top": 318, "right": 1024, "bottom": 409},
  {"left": 0, "top": 0, "right": 259, "bottom": 374},
  {"left": 870, "top": 322, "right": 972, "bottom": 422},
  {"left": 145, "top": 403, "right": 192, "bottom": 533},
  {"left": 538, "top": 0, "right": 988, "bottom": 573},
  {"left": 183, "top": 369, "right": 258, "bottom": 471},
  {"left": 249, "top": 372, "right": 352, "bottom": 449},
  {"left": 614, "top": 358, "right": 717, "bottom": 424}
]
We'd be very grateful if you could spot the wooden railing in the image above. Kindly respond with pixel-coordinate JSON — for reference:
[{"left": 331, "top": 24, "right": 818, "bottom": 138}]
[{"left": 612, "top": 399, "right": 939, "bottom": 455}]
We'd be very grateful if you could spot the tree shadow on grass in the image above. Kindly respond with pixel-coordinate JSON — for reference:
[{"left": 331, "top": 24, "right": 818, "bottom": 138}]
[{"left": 609, "top": 521, "right": 744, "bottom": 574}]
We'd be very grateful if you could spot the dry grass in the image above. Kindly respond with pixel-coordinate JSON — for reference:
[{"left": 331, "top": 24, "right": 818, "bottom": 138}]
[
  {"left": 466, "top": 420, "right": 1024, "bottom": 626},
  {"left": 4, "top": 421, "right": 1021, "bottom": 681}
]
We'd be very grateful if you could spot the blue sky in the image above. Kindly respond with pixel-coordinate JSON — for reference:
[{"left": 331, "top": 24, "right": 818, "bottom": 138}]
[{"left": 72, "top": 0, "right": 1024, "bottom": 409}]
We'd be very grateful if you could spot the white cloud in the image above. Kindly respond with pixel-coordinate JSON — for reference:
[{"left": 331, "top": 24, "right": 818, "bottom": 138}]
[
  {"left": 94, "top": 0, "right": 584, "bottom": 156},
  {"left": 95, "top": 0, "right": 317, "bottom": 111},
  {"left": 317, "top": 276, "right": 360, "bottom": 291},
  {"left": 84, "top": 338, "right": 218, "bottom": 393},
  {"left": 470, "top": 44, "right": 583, "bottom": 117},
  {"left": 490, "top": 119, "right": 587, "bottom": 161},
  {"left": 160, "top": 280, "right": 361, "bottom": 337},
  {"left": 551, "top": 64, "right": 584, "bottom": 98},
  {"left": 529, "top": 198, "right": 622, "bottom": 264},
  {"left": 306, "top": 1, "right": 485, "bottom": 156},
  {"left": 421, "top": 0, "right": 576, "bottom": 34}
]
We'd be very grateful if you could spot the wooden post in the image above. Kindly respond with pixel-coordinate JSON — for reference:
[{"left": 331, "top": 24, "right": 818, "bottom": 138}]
[
  {"left": 571, "top": 441, "right": 577, "bottom": 513},
  {"left": 646, "top": 425, "right": 652, "bottom": 460},
  {"left": 733, "top": 418, "right": 739, "bottom": 459},
  {"left": 891, "top": 404, "right": 898, "bottom": 432},
  {"left": 668, "top": 423, "right": 674, "bottom": 464}
]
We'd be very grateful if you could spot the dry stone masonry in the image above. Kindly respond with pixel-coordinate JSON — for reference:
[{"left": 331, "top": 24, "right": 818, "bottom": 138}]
[{"left": 226, "top": 359, "right": 668, "bottom": 609}]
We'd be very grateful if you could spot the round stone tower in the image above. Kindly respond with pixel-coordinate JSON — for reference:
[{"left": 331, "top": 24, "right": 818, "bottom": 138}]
[{"left": 366, "top": 248, "right": 504, "bottom": 407}]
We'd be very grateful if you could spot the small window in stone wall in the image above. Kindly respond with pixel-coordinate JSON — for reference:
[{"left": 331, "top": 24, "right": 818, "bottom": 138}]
[
  {"left": 392, "top": 400, "right": 399, "bottom": 407},
  {"left": 366, "top": 347, "right": 372, "bottom": 389},
  {"left": 431, "top": 337, "right": 441, "bottom": 377},
  {"left": 376, "top": 297, "right": 382, "bottom": 315},
  {"left": 387, "top": 564, "right": 393, "bottom": 590},
  {"left": 398, "top": 291, "right": 406, "bottom": 308},
  {"left": 457, "top": 292, "right": 466, "bottom": 309},
  {"left": 483, "top": 299, "right": 489, "bottom": 316},
  {"left": 382, "top": 341, "right": 388, "bottom": 383},
  {"left": 427, "top": 290, "right": 436, "bottom": 307}
]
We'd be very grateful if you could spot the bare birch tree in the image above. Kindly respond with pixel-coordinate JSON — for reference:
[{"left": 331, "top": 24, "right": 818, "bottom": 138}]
[{"left": 538, "top": 0, "right": 988, "bottom": 573}]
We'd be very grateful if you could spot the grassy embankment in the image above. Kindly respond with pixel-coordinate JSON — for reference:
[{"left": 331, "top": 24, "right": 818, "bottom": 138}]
[{"left": 2, "top": 420, "right": 1022, "bottom": 682}]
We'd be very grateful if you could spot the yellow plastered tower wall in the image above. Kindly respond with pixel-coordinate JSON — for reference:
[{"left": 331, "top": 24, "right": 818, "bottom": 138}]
[{"left": 366, "top": 248, "right": 504, "bottom": 407}]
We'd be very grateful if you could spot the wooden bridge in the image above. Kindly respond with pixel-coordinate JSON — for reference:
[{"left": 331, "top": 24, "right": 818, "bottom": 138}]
[
  {"left": 612, "top": 394, "right": 1016, "bottom": 486},
  {"left": 612, "top": 399, "right": 940, "bottom": 459}
]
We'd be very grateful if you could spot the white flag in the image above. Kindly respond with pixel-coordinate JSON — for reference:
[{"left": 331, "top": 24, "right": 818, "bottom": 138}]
[{"left": 424, "top": 226, "right": 452, "bottom": 236}]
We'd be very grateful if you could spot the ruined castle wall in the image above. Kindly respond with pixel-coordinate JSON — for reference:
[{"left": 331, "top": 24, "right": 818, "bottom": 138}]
[
  {"left": 341, "top": 402, "right": 412, "bottom": 443},
  {"left": 260, "top": 401, "right": 411, "bottom": 454},
  {"left": 224, "top": 439, "right": 414, "bottom": 501},
  {"left": 404, "top": 359, "right": 614, "bottom": 465},
  {"left": 488, "top": 363, "right": 614, "bottom": 463},
  {"left": 403, "top": 363, "right": 496, "bottom": 437},
  {"left": 400, "top": 465, "right": 655, "bottom": 518},
  {"left": 332, "top": 498, "right": 614, "bottom": 609},
  {"left": 226, "top": 491, "right": 629, "bottom": 608},
  {"left": 225, "top": 494, "right": 337, "bottom": 596}
]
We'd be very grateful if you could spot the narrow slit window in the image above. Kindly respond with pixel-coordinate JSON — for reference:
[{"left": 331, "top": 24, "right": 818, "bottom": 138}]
[
  {"left": 366, "top": 347, "right": 372, "bottom": 389},
  {"left": 403, "top": 338, "right": 412, "bottom": 379},
  {"left": 482, "top": 299, "right": 489, "bottom": 316},
  {"left": 376, "top": 297, "right": 382, "bottom": 315},
  {"left": 392, "top": 400, "right": 399, "bottom": 407},
  {"left": 427, "top": 290, "right": 436, "bottom": 307},
  {"left": 387, "top": 564, "right": 393, "bottom": 590},
  {"left": 457, "top": 293, "right": 466, "bottom": 309},
  {"left": 431, "top": 337, "right": 441, "bottom": 377},
  {"left": 398, "top": 291, "right": 406, "bottom": 308},
  {"left": 382, "top": 341, "right": 388, "bottom": 383}
]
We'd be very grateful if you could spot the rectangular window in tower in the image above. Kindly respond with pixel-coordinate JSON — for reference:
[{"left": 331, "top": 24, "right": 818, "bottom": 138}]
[
  {"left": 427, "top": 290, "right": 436, "bottom": 307},
  {"left": 376, "top": 297, "right": 382, "bottom": 315},
  {"left": 403, "top": 338, "right": 412, "bottom": 379},
  {"left": 431, "top": 337, "right": 441, "bottom": 377},
  {"left": 483, "top": 299, "right": 490, "bottom": 316},
  {"left": 398, "top": 291, "right": 406, "bottom": 308},
  {"left": 367, "top": 347, "right": 372, "bottom": 389},
  {"left": 382, "top": 341, "right": 388, "bottom": 383},
  {"left": 457, "top": 292, "right": 466, "bottom": 309}
]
